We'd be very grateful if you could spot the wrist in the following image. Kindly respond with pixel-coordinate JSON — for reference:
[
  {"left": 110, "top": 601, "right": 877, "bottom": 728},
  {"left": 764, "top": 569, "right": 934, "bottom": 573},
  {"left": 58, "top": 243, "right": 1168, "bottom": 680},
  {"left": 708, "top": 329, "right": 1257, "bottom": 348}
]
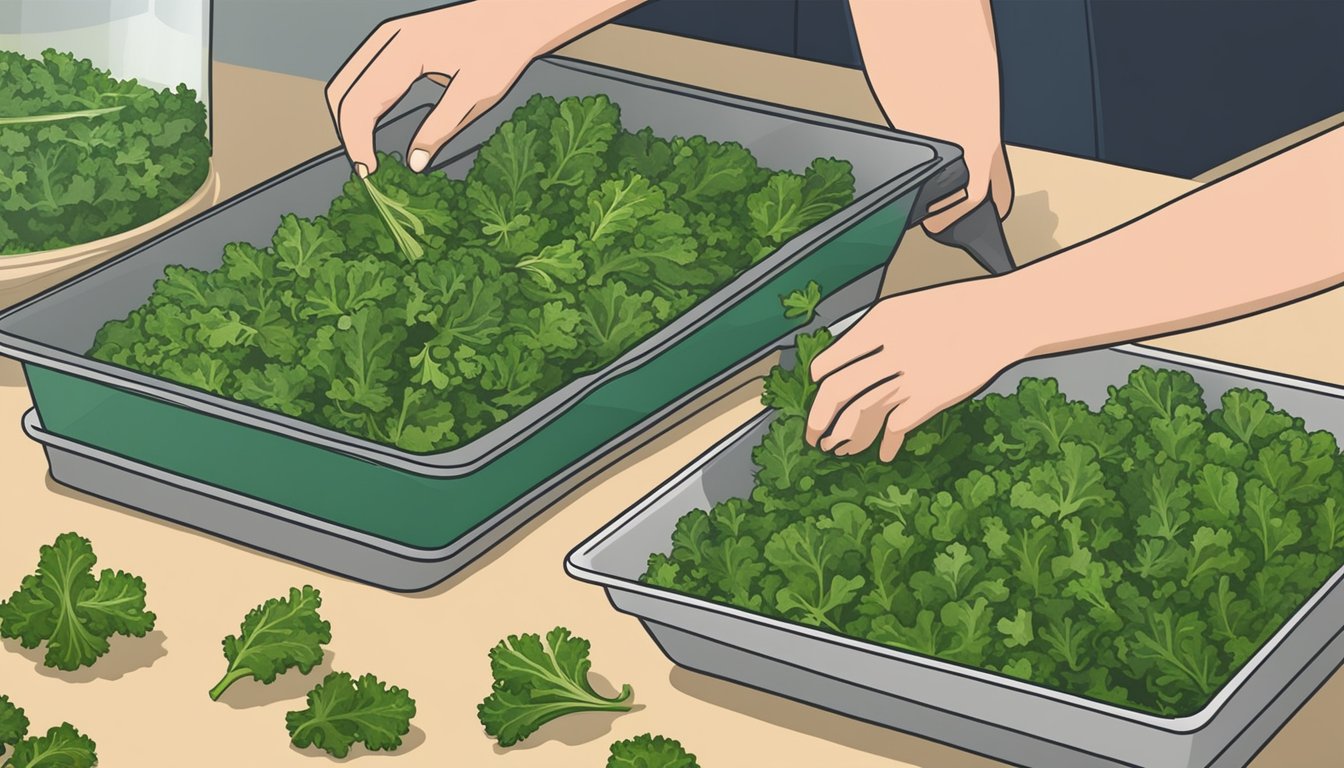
[{"left": 974, "top": 270, "right": 1050, "bottom": 364}]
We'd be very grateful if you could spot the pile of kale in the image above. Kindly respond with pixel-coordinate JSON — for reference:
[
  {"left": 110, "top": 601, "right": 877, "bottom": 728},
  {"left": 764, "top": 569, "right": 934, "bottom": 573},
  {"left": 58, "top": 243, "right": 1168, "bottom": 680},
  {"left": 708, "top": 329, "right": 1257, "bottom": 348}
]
[
  {"left": 645, "top": 328, "right": 1344, "bottom": 717},
  {"left": 88, "top": 93, "right": 854, "bottom": 452},
  {"left": 0, "top": 49, "right": 210, "bottom": 254}
]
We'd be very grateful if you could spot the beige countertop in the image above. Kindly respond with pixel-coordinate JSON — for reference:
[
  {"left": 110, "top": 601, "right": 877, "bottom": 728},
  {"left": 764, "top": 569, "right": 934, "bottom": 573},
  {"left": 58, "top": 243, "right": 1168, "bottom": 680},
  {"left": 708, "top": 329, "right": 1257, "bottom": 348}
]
[{"left": 1, "top": 24, "right": 1340, "bottom": 768}]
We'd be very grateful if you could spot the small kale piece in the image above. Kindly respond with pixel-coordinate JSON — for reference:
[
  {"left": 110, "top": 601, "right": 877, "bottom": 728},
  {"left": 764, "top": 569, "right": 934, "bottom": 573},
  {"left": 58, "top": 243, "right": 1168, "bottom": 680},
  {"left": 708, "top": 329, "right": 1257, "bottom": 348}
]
[
  {"left": 780, "top": 281, "right": 823, "bottom": 324},
  {"left": 478, "top": 626, "right": 633, "bottom": 747},
  {"left": 607, "top": 733, "right": 700, "bottom": 768},
  {"left": 0, "top": 533, "right": 155, "bottom": 671},
  {"left": 208, "top": 586, "right": 331, "bottom": 701},
  {"left": 3, "top": 723, "right": 97, "bottom": 768},
  {"left": 0, "top": 695, "right": 28, "bottom": 756},
  {"left": 286, "top": 672, "right": 416, "bottom": 758}
]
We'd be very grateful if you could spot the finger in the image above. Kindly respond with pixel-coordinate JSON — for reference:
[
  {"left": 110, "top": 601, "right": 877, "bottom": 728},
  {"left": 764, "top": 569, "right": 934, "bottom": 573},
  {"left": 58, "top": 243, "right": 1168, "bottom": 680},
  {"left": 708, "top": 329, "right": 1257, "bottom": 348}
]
[
  {"left": 336, "top": 42, "right": 422, "bottom": 175},
  {"left": 407, "top": 77, "right": 495, "bottom": 173},
  {"left": 806, "top": 352, "right": 894, "bottom": 445},
  {"left": 878, "top": 400, "right": 935, "bottom": 462},
  {"left": 809, "top": 329, "right": 883, "bottom": 385},
  {"left": 326, "top": 22, "right": 400, "bottom": 140},
  {"left": 922, "top": 189, "right": 984, "bottom": 234},
  {"left": 924, "top": 186, "right": 968, "bottom": 215},
  {"left": 825, "top": 382, "right": 908, "bottom": 455}
]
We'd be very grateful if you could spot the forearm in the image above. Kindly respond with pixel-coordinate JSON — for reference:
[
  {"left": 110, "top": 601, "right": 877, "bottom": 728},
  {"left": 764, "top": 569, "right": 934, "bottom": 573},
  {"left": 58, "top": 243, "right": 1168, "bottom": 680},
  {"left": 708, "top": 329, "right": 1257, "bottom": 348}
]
[
  {"left": 997, "top": 128, "right": 1344, "bottom": 359},
  {"left": 503, "top": 0, "right": 649, "bottom": 56},
  {"left": 849, "top": 0, "right": 1000, "bottom": 148}
]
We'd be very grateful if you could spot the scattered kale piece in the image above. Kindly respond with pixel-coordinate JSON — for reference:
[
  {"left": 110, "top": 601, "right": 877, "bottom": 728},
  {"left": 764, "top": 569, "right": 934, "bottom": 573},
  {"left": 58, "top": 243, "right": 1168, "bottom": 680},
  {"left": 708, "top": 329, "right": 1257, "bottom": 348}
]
[
  {"left": 0, "top": 48, "right": 210, "bottom": 255},
  {"left": 0, "top": 533, "right": 155, "bottom": 671},
  {"left": 643, "top": 328, "right": 1344, "bottom": 717},
  {"left": 286, "top": 671, "right": 416, "bottom": 758},
  {"left": 0, "top": 695, "right": 28, "bottom": 758},
  {"left": 478, "top": 626, "right": 633, "bottom": 747},
  {"left": 208, "top": 586, "right": 331, "bottom": 701},
  {"left": 87, "top": 94, "right": 853, "bottom": 453},
  {"left": 0, "top": 696, "right": 96, "bottom": 767},
  {"left": 607, "top": 734, "right": 700, "bottom": 768}
]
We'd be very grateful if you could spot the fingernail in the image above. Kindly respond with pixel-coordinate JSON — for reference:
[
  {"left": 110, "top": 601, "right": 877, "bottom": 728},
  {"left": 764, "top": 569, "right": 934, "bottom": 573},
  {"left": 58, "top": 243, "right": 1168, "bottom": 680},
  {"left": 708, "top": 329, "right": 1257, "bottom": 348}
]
[
  {"left": 354, "top": 162, "right": 369, "bottom": 179},
  {"left": 408, "top": 149, "right": 430, "bottom": 173}
]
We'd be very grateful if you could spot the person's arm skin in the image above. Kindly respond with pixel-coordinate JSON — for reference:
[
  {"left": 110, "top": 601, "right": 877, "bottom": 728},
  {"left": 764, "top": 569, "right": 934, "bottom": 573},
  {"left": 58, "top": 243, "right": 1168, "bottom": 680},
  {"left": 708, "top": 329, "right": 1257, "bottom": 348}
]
[
  {"left": 327, "top": 0, "right": 645, "bottom": 177},
  {"left": 806, "top": 126, "right": 1344, "bottom": 460},
  {"left": 850, "top": 0, "right": 1012, "bottom": 232}
]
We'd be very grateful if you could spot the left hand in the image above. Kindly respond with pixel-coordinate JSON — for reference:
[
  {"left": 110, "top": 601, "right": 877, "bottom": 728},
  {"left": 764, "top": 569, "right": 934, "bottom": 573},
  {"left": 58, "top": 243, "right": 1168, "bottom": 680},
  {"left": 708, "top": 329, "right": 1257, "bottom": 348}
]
[{"left": 805, "top": 277, "right": 1028, "bottom": 460}]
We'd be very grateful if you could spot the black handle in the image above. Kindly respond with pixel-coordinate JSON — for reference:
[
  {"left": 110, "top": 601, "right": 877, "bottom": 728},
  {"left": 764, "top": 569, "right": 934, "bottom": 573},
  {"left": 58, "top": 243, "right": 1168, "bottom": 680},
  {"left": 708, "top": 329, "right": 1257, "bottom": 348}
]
[{"left": 925, "top": 196, "right": 1016, "bottom": 275}]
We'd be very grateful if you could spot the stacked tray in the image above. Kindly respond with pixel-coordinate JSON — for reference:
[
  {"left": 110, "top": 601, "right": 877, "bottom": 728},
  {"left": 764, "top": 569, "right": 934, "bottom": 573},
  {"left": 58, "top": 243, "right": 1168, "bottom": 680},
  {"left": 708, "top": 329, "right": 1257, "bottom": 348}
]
[
  {"left": 567, "top": 340, "right": 1344, "bottom": 768},
  {"left": 0, "top": 57, "right": 979, "bottom": 590}
]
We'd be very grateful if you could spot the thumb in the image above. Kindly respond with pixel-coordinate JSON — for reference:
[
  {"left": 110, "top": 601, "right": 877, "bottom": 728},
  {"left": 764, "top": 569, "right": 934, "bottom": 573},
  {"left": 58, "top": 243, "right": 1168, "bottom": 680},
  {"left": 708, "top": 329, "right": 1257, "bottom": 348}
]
[{"left": 406, "top": 78, "right": 494, "bottom": 173}]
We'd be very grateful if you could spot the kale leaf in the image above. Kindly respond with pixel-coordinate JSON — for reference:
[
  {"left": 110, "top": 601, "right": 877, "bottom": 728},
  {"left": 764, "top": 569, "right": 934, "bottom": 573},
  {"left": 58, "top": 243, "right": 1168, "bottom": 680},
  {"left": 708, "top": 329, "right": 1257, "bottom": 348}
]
[
  {"left": 286, "top": 671, "right": 416, "bottom": 758},
  {"left": 0, "top": 533, "right": 155, "bottom": 671},
  {"left": 208, "top": 586, "right": 331, "bottom": 701},
  {"left": 607, "top": 733, "right": 700, "bottom": 768},
  {"left": 0, "top": 696, "right": 96, "bottom": 768},
  {"left": 478, "top": 626, "right": 633, "bottom": 747}
]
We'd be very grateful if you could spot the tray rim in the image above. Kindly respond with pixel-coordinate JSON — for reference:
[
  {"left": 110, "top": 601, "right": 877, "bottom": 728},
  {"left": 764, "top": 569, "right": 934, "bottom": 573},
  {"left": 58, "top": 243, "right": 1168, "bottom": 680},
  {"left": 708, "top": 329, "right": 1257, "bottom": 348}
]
[
  {"left": 0, "top": 55, "right": 947, "bottom": 478},
  {"left": 564, "top": 340, "right": 1344, "bottom": 735}
]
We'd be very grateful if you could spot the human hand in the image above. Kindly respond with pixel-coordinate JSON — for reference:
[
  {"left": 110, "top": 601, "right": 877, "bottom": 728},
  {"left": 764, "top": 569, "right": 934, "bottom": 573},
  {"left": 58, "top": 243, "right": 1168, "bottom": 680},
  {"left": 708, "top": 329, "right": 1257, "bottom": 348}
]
[
  {"left": 922, "top": 142, "right": 1013, "bottom": 234},
  {"left": 805, "top": 277, "right": 1029, "bottom": 460},
  {"left": 326, "top": 2, "right": 549, "bottom": 177}
]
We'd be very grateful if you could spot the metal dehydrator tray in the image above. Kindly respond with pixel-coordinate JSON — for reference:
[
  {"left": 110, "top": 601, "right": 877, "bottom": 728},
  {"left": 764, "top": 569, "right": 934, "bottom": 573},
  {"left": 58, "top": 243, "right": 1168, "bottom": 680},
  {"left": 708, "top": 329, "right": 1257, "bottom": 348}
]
[
  {"left": 567, "top": 341, "right": 1344, "bottom": 768},
  {"left": 0, "top": 56, "right": 992, "bottom": 589}
]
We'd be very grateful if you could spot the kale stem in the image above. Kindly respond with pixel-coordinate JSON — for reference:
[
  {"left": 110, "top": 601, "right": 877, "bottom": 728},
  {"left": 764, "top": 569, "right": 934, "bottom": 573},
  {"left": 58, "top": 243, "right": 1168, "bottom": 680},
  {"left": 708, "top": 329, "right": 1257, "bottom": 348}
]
[
  {"left": 209, "top": 667, "right": 253, "bottom": 701},
  {"left": 360, "top": 174, "right": 426, "bottom": 262},
  {"left": 0, "top": 105, "right": 125, "bottom": 125}
]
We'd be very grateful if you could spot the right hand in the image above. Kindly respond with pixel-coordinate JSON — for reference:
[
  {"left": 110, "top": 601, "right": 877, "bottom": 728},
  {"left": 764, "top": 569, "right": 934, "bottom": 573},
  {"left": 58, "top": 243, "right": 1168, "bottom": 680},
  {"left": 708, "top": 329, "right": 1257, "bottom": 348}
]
[{"left": 326, "top": 3, "right": 546, "bottom": 176}]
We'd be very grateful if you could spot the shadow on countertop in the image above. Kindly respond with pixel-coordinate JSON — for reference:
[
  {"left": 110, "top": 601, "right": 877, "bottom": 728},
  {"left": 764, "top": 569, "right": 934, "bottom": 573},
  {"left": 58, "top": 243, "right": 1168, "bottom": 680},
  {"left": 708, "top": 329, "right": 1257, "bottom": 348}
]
[
  {"left": 3, "top": 629, "right": 168, "bottom": 683},
  {"left": 668, "top": 666, "right": 1006, "bottom": 768}
]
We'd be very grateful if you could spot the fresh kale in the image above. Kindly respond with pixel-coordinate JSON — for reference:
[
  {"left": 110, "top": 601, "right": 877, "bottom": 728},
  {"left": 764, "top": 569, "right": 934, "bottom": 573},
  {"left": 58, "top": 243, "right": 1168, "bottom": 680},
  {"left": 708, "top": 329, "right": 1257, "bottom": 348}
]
[
  {"left": 0, "top": 49, "right": 209, "bottom": 255},
  {"left": 607, "top": 734, "right": 700, "bottom": 768},
  {"left": 208, "top": 586, "right": 331, "bottom": 701},
  {"left": 87, "top": 93, "right": 854, "bottom": 453},
  {"left": 286, "top": 671, "right": 416, "bottom": 758},
  {"left": 0, "top": 696, "right": 96, "bottom": 768},
  {"left": 0, "top": 696, "right": 27, "bottom": 758},
  {"left": 643, "top": 329, "right": 1344, "bottom": 717},
  {"left": 780, "top": 281, "right": 823, "bottom": 325},
  {"left": 0, "top": 533, "right": 155, "bottom": 671},
  {"left": 478, "top": 626, "right": 633, "bottom": 747}
]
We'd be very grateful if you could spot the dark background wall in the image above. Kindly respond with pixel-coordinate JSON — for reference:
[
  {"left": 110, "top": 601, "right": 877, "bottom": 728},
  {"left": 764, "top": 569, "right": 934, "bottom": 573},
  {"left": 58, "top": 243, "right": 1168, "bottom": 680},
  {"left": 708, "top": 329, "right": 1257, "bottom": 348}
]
[
  {"left": 214, "top": 0, "right": 1344, "bottom": 179},
  {"left": 619, "top": 0, "right": 1344, "bottom": 177}
]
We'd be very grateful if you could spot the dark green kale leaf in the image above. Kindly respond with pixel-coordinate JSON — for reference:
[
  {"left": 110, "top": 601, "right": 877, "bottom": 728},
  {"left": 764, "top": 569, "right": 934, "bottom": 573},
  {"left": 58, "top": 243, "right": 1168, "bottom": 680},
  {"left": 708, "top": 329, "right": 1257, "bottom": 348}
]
[
  {"left": 0, "top": 533, "right": 155, "bottom": 671},
  {"left": 208, "top": 586, "right": 331, "bottom": 701},
  {"left": 286, "top": 672, "right": 416, "bottom": 758},
  {"left": 478, "top": 626, "right": 633, "bottom": 747},
  {"left": 607, "top": 733, "right": 701, "bottom": 768}
]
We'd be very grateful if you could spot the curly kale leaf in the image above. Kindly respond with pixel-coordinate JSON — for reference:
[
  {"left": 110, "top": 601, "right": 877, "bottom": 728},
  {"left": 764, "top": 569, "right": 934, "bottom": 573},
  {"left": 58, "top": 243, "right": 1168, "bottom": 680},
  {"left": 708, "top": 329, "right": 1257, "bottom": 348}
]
[
  {"left": 208, "top": 586, "right": 331, "bottom": 701},
  {"left": 286, "top": 672, "right": 416, "bottom": 758},
  {"left": 0, "top": 533, "right": 154, "bottom": 671},
  {"left": 478, "top": 626, "right": 633, "bottom": 747},
  {"left": 3, "top": 723, "right": 97, "bottom": 768},
  {"left": 607, "top": 733, "right": 700, "bottom": 768},
  {"left": 0, "top": 695, "right": 29, "bottom": 756}
]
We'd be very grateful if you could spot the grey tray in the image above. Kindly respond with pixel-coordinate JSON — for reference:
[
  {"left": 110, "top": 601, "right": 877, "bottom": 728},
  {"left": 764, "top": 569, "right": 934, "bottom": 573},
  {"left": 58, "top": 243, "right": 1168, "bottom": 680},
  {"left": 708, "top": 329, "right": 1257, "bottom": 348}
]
[
  {"left": 567, "top": 341, "right": 1344, "bottom": 768},
  {"left": 0, "top": 56, "right": 977, "bottom": 478}
]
